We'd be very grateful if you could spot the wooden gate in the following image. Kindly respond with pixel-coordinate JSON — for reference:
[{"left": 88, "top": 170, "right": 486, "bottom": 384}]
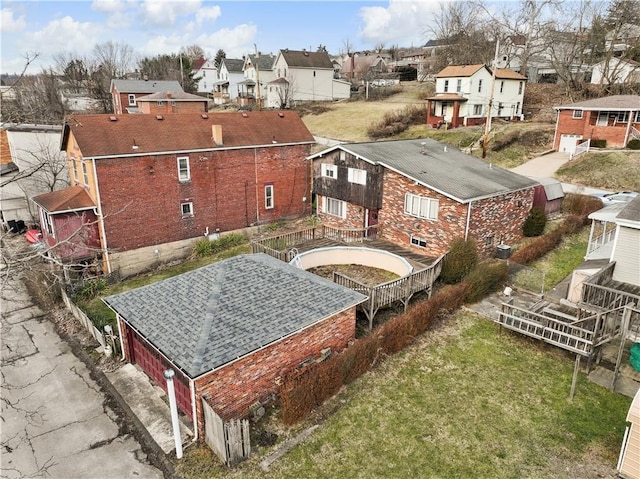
[{"left": 202, "top": 399, "right": 251, "bottom": 466}]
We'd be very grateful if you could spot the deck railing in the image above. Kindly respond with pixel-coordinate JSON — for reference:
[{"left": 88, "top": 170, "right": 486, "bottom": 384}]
[
  {"left": 630, "top": 126, "right": 640, "bottom": 142},
  {"left": 586, "top": 227, "right": 617, "bottom": 257},
  {"left": 570, "top": 139, "right": 590, "bottom": 160}
]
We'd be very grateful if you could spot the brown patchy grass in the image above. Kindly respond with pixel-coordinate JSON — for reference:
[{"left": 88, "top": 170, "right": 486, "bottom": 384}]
[{"left": 556, "top": 151, "right": 640, "bottom": 192}]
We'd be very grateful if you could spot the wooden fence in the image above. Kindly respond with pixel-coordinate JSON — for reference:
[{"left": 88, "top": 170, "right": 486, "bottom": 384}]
[
  {"left": 202, "top": 399, "right": 251, "bottom": 466},
  {"left": 60, "top": 289, "right": 106, "bottom": 349}
]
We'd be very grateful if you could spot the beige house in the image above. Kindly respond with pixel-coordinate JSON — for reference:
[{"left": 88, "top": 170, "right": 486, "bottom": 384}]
[{"left": 618, "top": 386, "right": 640, "bottom": 479}]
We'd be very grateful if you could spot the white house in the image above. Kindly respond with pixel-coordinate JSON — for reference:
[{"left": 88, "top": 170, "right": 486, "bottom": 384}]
[
  {"left": 0, "top": 124, "right": 69, "bottom": 230},
  {"left": 240, "top": 53, "right": 277, "bottom": 106},
  {"left": 192, "top": 57, "right": 218, "bottom": 94},
  {"left": 591, "top": 57, "right": 640, "bottom": 86},
  {"left": 266, "top": 49, "right": 350, "bottom": 109},
  {"left": 213, "top": 58, "right": 245, "bottom": 105},
  {"left": 425, "top": 64, "right": 527, "bottom": 128}
]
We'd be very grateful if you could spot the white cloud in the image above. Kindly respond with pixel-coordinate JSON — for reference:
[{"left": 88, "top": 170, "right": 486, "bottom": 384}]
[
  {"left": 91, "top": 0, "right": 138, "bottom": 28},
  {"left": 139, "top": 0, "right": 201, "bottom": 27},
  {"left": 195, "top": 5, "right": 221, "bottom": 25},
  {"left": 91, "top": 0, "right": 128, "bottom": 14},
  {"left": 359, "top": 1, "right": 438, "bottom": 48},
  {"left": 23, "top": 16, "right": 99, "bottom": 57},
  {"left": 193, "top": 24, "right": 257, "bottom": 58},
  {"left": 1, "top": 8, "right": 26, "bottom": 33}
]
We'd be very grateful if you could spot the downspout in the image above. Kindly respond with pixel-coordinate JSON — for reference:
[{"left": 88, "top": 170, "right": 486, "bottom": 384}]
[
  {"left": 92, "top": 158, "right": 112, "bottom": 274},
  {"left": 464, "top": 200, "right": 472, "bottom": 240},
  {"left": 254, "top": 148, "right": 260, "bottom": 224},
  {"left": 190, "top": 379, "right": 199, "bottom": 441}
]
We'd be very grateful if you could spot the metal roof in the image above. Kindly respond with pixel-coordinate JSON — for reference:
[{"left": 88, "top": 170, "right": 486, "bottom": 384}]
[
  {"left": 103, "top": 254, "right": 367, "bottom": 378},
  {"left": 312, "top": 138, "right": 538, "bottom": 203}
]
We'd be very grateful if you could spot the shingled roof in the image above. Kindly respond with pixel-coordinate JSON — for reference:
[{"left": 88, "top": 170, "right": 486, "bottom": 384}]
[
  {"left": 279, "top": 49, "right": 334, "bottom": 69},
  {"left": 103, "top": 253, "right": 367, "bottom": 378},
  {"left": 62, "top": 111, "right": 315, "bottom": 158},
  {"left": 554, "top": 95, "right": 640, "bottom": 111},
  {"left": 111, "top": 79, "right": 183, "bottom": 93},
  {"left": 135, "top": 91, "right": 207, "bottom": 102},
  {"left": 309, "top": 138, "right": 538, "bottom": 203},
  {"left": 32, "top": 185, "right": 96, "bottom": 213}
]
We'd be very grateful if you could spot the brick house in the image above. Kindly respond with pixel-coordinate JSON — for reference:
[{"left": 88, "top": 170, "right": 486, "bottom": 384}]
[
  {"left": 133, "top": 91, "right": 208, "bottom": 114},
  {"left": 38, "top": 111, "right": 314, "bottom": 277},
  {"left": 309, "top": 138, "right": 538, "bottom": 258},
  {"left": 425, "top": 64, "right": 527, "bottom": 128},
  {"left": 103, "top": 253, "right": 367, "bottom": 440},
  {"left": 110, "top": 79, "right": 183, "bottom": 114},
  {"left": 553, "top": 95, "right": 640, "bottom": 154}
]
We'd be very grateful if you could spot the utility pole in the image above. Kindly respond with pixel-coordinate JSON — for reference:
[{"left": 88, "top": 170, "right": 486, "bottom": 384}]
[
  {"left": 482, "top": 38, "right": 500, "bottom": 159},
  {"left": 254, "top": 44, "right": 262, "bottom": 110}
]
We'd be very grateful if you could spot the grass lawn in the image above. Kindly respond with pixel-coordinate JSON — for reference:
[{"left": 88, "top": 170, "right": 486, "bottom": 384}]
[
  {"left": 556, "top": 151, "right": 640, "bottom": 192},
  {"left": 177, "top": 312, "right": 632, "bottom": 479}
]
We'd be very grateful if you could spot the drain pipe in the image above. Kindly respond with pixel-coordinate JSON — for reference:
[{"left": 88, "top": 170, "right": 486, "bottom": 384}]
[{"left": 164, "top": 369, "right": 183, "bottom": 459}]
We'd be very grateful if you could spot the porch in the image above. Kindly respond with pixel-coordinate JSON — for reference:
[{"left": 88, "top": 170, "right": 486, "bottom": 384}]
[
  {"left": 585, "top": 203, "right": 627, "bottom": 260},
  {"left": 250, "top": 225, "right": 444, "bottom": 328}
]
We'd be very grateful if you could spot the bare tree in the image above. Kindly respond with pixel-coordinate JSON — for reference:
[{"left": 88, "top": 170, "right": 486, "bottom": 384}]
[
  {"left": 181, "top": 44, "right": 205, "bottom": 61},
  {"left": 1, "top": 70, "right": 66, "bottom": 124},
  {"left": 273, "top": 77, "right": 296, "bottom": 109}
]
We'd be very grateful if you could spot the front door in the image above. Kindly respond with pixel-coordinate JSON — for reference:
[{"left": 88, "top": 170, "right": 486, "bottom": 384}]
[{"left": 366, "top": 209, "right": 378, "bottom": 239}]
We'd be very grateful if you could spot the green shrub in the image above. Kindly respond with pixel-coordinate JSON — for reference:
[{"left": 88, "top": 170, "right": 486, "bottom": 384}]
[
  {"left": 193, "top": 232, "right": 247, "bottom": 257},
  {"left": 440, "top": 238, "right": 478, "bottom": 284},
  {"left": 627, "top": 139, "right": 640, "bottom": 150},
  {"left": 523, "top": 207, "right": 547, "bottom": 237},
  {"left": 464, "top": 261, "right": 509, "bottom": 304},
  {"left": 591, "top": 139, "right": 606, "bottom": 148},
  {"left": 72, "top": 278, "right": 107, "bottom": 301}
]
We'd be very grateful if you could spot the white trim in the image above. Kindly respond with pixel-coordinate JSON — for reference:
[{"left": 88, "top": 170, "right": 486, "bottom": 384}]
[
  {"left": 264, "top": 184, "right": 274, "bottom": 209},
  {"left": 323, "top": 196, "right": 346, "bottom": 218},
  {"left": 181, "top": 202, "right": 194, "bottom": 216},
  {"left": 347, "top": 167, "right": 367, "bottom": 185},
  {"left": 321, "top": 163, "right": 337, "bottom": 178},
  {"left": 177, "top": 156, "right": 190, "bottom": 182},
  {"left": 404, "top": 193, "right": 438, "bottom": 220}
]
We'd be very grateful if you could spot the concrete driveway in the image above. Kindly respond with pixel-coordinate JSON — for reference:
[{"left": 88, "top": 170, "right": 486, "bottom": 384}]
[{"left": 1, "top": 275, "right": 165, "bottom": 479}]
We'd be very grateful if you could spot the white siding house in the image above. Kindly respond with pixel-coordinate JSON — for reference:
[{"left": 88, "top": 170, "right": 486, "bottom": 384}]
[
  {"left": 426, "top": 64, "right": 527, "bottom": 128},
  {"left": 591, "top": 58, "right": 640, "bottom": 86},
  {"left": 213, "top": 58, "right": 245, "bottom": 105},
  {"left": 193, "top": 58, "right": 218, "bottom": 94}
]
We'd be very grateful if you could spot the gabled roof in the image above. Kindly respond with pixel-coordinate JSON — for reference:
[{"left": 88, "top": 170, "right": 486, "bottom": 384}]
[
  {"left": 436, "top": 64, "right": 486, "bottom": 78},
  {"left": 617, "top": 195, "right": 640, "bottom": 223},
  {"left": 537, "top": 177, "right": 564, "bottom": 201},
  {"left": 192, "top": 56, "right": 207, "bottom": 71},
  {"left": 493, "top": 68, "right": 528, "bottom": 80},
  {"left": 62, "top": 111, "right": 315, "bottom": 158},
  {"left": 32, "top": 185, "right": 96, "bottom": 213},
  {"left": 103, "top": 253, "right": 367, "bottom": 378},
  {"left": 555, "top": 95, "right": 640, "bottom": 111},
  {"left": 110, "top": 79, "right": 183, "bottom": 94},
  {"left": 246, "top": 53, "right": 277, "bottom": 71},
  {"left": 220, "top": 58, "right": 245, "bottom": 73},
  {"left": 135, "top": 91, "right": 206, "bottom": 102},
  {"left": 309, "top": 138, "right": 537, "bottom": 203},
  {"left": 279, "top": 49, "right": 334, "bottom": 69}
]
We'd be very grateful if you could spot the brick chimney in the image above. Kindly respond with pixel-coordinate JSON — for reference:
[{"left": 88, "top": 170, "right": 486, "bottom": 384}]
[{"left": 212, "top": 125, "right": 223, "bottom": 146}]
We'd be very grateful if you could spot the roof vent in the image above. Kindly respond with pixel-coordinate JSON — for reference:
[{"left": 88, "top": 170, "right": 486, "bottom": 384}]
[
  {"left": 201, "top": 113, "right": 208, "bottom": 119},
  {"left": 278, "top": 112, "right": 284, "bottom": 118},
  {"left": 109, "top": 116, "right": 117, "bottom": 121},
  {"left": 242, "top": 112, "right": 248, "bottom": 118},
  {"left": 156, "top": 115, "right": 164, "bottom": 120}
]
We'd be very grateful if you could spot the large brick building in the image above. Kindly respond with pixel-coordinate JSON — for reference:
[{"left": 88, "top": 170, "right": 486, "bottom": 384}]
[
  {"left": 103, "top": 253, "right": 366, "bottom": 440},
  {"left": 309, "top": 138, "right": 538, "bottom": 258},
  {"left": 34, "top": 111, "right": 315, "bottom": 276},
  {"left": 553, "top": 95, "right": 640, "bottom": 154}
]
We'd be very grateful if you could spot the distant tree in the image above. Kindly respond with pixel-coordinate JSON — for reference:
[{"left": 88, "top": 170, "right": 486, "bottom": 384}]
[
  {"left": 53, "top": 52, "right": 88, "bottom": 94},
  {"left": 342, "top": 38, "right": 354, "bottom": 56},
  {"left": 317, "top": 44, "right": 328, "bottom": 53},
  {"left": 182, "top": 44, "right": 205, "bottom": 60},
  {"left": 92, "top": 41, "right": 136, "bottom": 79},
  {"left": 375, "top": 42, "right": 385, "bottom": 53},
  {"left": 388, "top": 44, "right": 400, "bottom": 61},
  {"left": 2, "top": 69, "right": 66, "bottom": 124},
  {"left": 214, "top": 49, "right": 226, "bottom": 67},
  {"left": 273, "top": 76, "right": 296, "bottom": 109},
  {"left": 138, "top": 53, "right": 198, "bottom": 93}
]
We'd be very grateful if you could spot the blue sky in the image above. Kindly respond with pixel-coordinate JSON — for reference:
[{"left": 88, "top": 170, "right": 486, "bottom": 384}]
[{"left": 1, "top": 0, "right": 442, "bottom": 74}]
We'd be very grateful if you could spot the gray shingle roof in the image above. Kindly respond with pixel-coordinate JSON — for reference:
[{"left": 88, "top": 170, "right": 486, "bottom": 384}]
[
  {"left": 555, "top": 95, "right": 640, "bottom": 111},
  {"left": 317, "top": 138, "right": 538, "bottom": 202},
  {"left": 617, "top": 195, "right": 640, "bottom": 222},
  {"left": 111, "top": 79, "right": 184, "bottom": 93},
  {"left": 222, "top": 58, "right": 245, "bottom": 73},
  {"left": 103, "top": 254, "right": 367, "bottom": 378}
]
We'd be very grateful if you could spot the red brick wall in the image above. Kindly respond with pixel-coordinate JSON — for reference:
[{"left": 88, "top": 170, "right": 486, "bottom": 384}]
[
  {"left": 193, "top": 307, "right": 356, "bottom": 436},
  {"left": 554, "top": 109, "right": 637, "bottom": 148},
  {"left": 96, "top": 145, "right": 311, "bottom": 251},
  {"left": 137, "top": 101, "right": 207, "bottom": 114},
  {"left": 316, "top": 195, "right": 365, "bottom": 229}
]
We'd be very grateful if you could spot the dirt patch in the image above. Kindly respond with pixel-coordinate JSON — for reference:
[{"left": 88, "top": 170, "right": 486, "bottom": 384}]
[{"left": 308, "top": 264, "right": 399, "bottom": 287}]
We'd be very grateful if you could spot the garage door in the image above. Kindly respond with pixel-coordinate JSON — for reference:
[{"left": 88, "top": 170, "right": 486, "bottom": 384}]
[
  {"left": 127, "top": 327, "right": 193, "bottom": 418},
  {"left": 559, "top": 134, "right": 582, "bottom": 154}
]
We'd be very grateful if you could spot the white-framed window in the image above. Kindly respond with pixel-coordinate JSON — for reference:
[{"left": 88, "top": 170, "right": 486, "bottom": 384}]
[
  {"left": 82, "top": 161, "right": 89, "bottom": 185},
  {"left": 177, "top": 156, "right": 190, "bottom": 181},
  {"left": 518, "top": 81, "right": 523, "bottom": 94},
  {"left": 410, "top": 235, "right": 427, "bottom": 248},
  {"left": 157, "top": 101, "right": 164, "bottom": 106},
  {"left": 404, "top": 193, "right": 438, "bottom": 220},
  {"left": 572, "top": 110, "right": 583, "bottom": 119},
  {"left": 444, "top": 79, "right": 449, "bottom": 92},
  {"left": 339, "top": 150, "right": 346, "bottom": 161},
  {"left": 634, "top": 111, "right": 640, "bottom": 122},
  {"left": 323, "top": 197, "right": 346, "bottom": 218},
  {"left": 478, "top": 79, "right": 483, "bottom": 93},
  {"left": 456, "top": 79, "right": 462, "bottom": 93},
  {"left": 321, "top": 163, "right": 337, "bottom": 178},
  {"left": 498, "top": 102, "right": 504, "bottom": 115},
  {"left": 41, "top": 210, "right": 54, "bottom": 237},
  {"left": 596, "top": 112, "right": 608, "bottom": 126},
  {"left": 181, "top": 202, "right": 193, "bottom": 216},
  {"left": 128, "top": 94, "right": 136, "bottom": 106},
  {"left": 171, "top": 100, "right": 176, "bottom": 106},
  {"left": 473, "top": 104, "right": 483, "bottom": 116},
  {"left": 348, "top": 167, "right": 366, "bottom": 185},
  {"left": 616, "top": 111, "right": 629, "bottom": 122},
  {"left": 265, "top": 184, "right": 274, "bottom": 209}
]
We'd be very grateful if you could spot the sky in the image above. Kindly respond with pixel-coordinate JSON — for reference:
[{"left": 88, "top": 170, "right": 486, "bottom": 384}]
[{"left": 0, "top": 0, "right": 442, "bottom": 75}]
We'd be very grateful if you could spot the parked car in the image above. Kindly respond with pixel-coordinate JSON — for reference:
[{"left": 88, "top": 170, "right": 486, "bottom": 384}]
[{"left": 593, "top": 191, "right": 638, "bottom": 205}]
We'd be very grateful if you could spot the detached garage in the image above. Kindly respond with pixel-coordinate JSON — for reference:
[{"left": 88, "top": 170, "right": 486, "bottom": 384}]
[{"left": 103, "top": 253, "right": 367, "bottom": 442}]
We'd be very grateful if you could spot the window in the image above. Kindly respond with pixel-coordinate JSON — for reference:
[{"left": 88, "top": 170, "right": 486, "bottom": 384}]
[
  {"left": 616, "top": 111, "right": 629, "bottom": 122},
  {"left": 518, "top": 81, "right": 523, "bottom": 95},
  {"left": 265, "top": 185, "right": 274, "bottom": 209},
  {"left": 41, "top": 210, "right": 54, "bottom": 236},
  {"left": 516, "top": 102, "right": 520, "bottom": 115},
  {"left": 177, "top": 156, "right": 190, "bottom": 181},
  {"left": 485, "top": 235, "right": 494, "bottom": 247},
  {"left": 128, "top": 94, "right": 136, "bottom": 106},
  {"left": 339, "top": 151, "right": 346, "bottom": 161},
  {"left": 572, "top": 110, "right": 583, "bottom": 119},
  {"left": 323, "top": 197, "right": 346, "bottom": 218},
  {"left": 444, "top": 79, "right": 449, "bottom": 92},
  {"left": 500, "top": 81, "right": 504, "bottom": 93},
  {"left": 478, "top": 79, "right": 483, "bottom": 93},
  {"left": 181, "top": 202, "right": 193, "bottom": 216},
  {"left": 498, "top": 102, "right": 504, "bottom": 115},
  {"left": 410, "top": 235, "right": 427, "bottom": 248},
  {"left": 348, "top": 168, "right": 366, "bottom": 185},
  {"left": 321, "top": 163, "right": 337, "bottom": 178},
  {"left": 71, "top": 158, "right": 78, "bottom": 184},
  {"left": 82, "top": 161, "right": 89, "bottom": 185},
  {"left": 171, "top": 100, "right": 176, "bottom": 106},
  {"left": 473, "top": 104, "right": 483, "bottom": 116},
  {"left": 635, "top": 111, "right": 640, "bottom": 122},
  {"left": 596, "top": 112, "right": 608, "bottom": 126},
  {"left": 456, "top": 79, "right": 462, "bottom": 93},
  {"left": 157, "top": 101, "right": 164, "bottom": 106},
  {"left": 404, "top": 193, "right": 438, "bottom": 220}
]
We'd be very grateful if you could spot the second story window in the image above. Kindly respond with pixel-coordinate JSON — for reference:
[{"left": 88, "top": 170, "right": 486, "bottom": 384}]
[
  {"left": 321, "top": 163, "right": 337, "bottom": 178},
  {"left": 518, "top": 81, "right": 523, "bottom": 94},
  {"left": 128, "top": 94, "right": 136, "bottom": 106},
  {"left": 478, "top": 79, "right": 483, "bottom": 93},
  {"left": 177, "top": 156, "right": 190, "bottom": 182},
  {"left": 82, "top": 161, "right": 89, "bottom": 185},
  {"left": 265, "top": 184, "right": 274, "bottom": 209},
  {"left": 348, "top": 167, "right": 367, "bottom": 185},
  {"left": 500, "top": 81, "right": 504, "bottom": 93},
  {"left": 444, "top": 79, "right": 449, "bottom": 92},
  {"left": 456, "top": 79, "right": 462, "bottom": 93}
]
